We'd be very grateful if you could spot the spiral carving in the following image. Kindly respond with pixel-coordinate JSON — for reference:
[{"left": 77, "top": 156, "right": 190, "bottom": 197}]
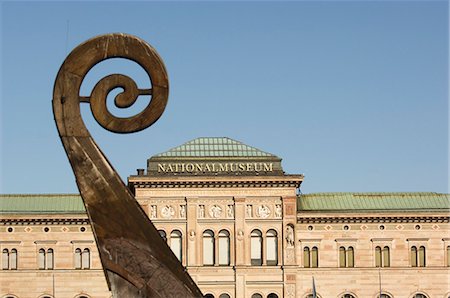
[
  {"left": 52, "top": 34, "right": 202, "bottom": 297},
  {"left": 53, "top": 33, "right": 169, "bottom": 136}
]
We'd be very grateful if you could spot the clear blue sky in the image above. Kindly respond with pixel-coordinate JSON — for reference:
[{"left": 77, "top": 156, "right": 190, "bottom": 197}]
[{"left": 1, "top": 1, "right": 448, "bottom": 194}]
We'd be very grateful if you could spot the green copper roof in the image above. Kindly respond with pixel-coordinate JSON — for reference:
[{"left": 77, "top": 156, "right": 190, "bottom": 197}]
[
  {"left": 153, "top": 137, "right": 277, "bottom": 158},
  {"left": 0, "top": 194, "right": 85, "bottom": 214},
  {"left": 298, "top": 192, "right": 450, "bottom": 213}
]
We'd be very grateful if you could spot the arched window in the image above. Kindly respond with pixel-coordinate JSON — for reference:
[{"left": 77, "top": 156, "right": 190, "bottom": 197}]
[
  {"left": 251, "top": 294, "right": 263, "bottom": 298},
  {"left": 219, "top": 294, "right": 230, "bottom": 298},
  {"left": 418, "top": 246, "right": 426, "bottom": 267},
  {"left": 375, "top": 246, "right": 382, "bottom": 267},
  {"left": 311, "top": 246, "right": 318, "bottom": 268},
  {"left": 382, "top": 246, "right": 390, "bottom": 267},
  {"left": 170, "top": 230, "right": 182, "bottom": 262},
  {"left": 341, "top": 294, "right": 356, "bottom": 298},
  {"left": 413, "top": 294, "right": 428, "bottom": 298},
  {"left": 82, "top": 248, "right": 90, "bottom": 269},
  {"left": 339, "top": 246, "right": 346, "bottom": 267},
  {"left": 204, "top": 294, "right": 214, "bottom": 298},
  {"left": 251, "top": 230, "right": 263, "bottom": 266},
  {"left": 375, "top": 246, "right": 390, "bottom": 267},
  {"left": 75, "top": 248, "right": 82, "bottom": 269},
  {"left": 218, "top": 230, "right": 230, "bottom": 266},
  {"left": 47, "top": 248, "right": 54, "bottom": 269},
  {"left": 158, "top": 230, "right": 167, "bottom": 242},
  {"left": 268, "top": 294, "right": 279, "bottom": 298},
  {"left": 38, "top": 248, "right": 46, "bottom": 269},
  {"left": 203, "top": 230, "right": 215, "bottom": 266},
  {"left": 2, "top": 249, "right": 9, "bottom": 270},
  {"left": 306, "top": 294, "right": 321, "bottom": 298},
  {"left": 411, "top": 246, "right": 418, "bottom": 267},
  {"left": 447, "top": 245, "right": 450, "bottom": 266},
  {"left": 377, "top": 294, "right": 392, "bottom": 298},
  {"left": 266, "top": 229, "right": 278, "bottom": 266},
  {"left": 10, "top": 249, "right": 17, "bottom": 270},
  {"left": 347, "top": 246, "right": 354, "bottom": 267},
  {"left": 304, "top": 247, "right": 310, "bottom": 268}
]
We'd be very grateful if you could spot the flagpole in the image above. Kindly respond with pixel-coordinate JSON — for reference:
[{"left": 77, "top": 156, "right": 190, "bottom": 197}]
[{"left": 312, "top": 276, "right": 317, "bottom": 298}]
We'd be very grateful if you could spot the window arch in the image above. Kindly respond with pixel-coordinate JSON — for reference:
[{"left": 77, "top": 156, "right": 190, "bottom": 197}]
[
  {"left": 251, "top": 294, "right": 263, "bottom": 298},
  {"left": 203, "top": 294, "right": 214, "bottom": 298},
  {"left": 251, "top": 229, "right": 263, "bottom": 266},
  {"left": 75, "top": 248, "right": 82, "bottom": 269},
  {"left": 170, "top": 230, "right": 182, "bottom": 262},
  {"left": 203, "top": 230, "right": 215, "bottom": 266},
  {"left": 266, "top": 229, "right": 278, "bottom": 266},
  {"left": 267, "top": 294, "right": 279, "bottom": 298},
  {"left": 377, "top": 294, "right": 392, "bottom": 298},
  {"left": 219, "top": 294, "right": 230, "bottom": 298},
  {"left": 341, "top": 294, "right": 356, "bottom": 298},
  {"left": 218, "top": 230, "right": 230, "bottom": 266},
  {"left": 412, "top": 293, "right": 428, "bottom": 298},
  {"left": 82, "top": 248, "right": 90, "bottom": 269}
]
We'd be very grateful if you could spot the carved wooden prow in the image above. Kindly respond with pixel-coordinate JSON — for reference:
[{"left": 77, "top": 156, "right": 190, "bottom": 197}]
[{"left": 52, "top": 33, "right": 203, "bottom": 297}]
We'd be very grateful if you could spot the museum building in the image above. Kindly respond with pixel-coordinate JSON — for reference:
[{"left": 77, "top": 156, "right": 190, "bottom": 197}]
[{"left": 1, "top": 137, "right": 449, "bottom": 298}]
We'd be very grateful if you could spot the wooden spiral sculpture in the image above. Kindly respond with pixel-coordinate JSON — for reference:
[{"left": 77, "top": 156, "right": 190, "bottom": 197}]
[{"left": 53, "top": 33, "right": 203, "bottom": 297}]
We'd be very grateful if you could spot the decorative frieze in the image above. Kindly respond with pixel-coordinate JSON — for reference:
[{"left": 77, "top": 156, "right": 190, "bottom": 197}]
[
  {"left": 1, "top": 218, "right": 89, "bottom": 225},
  {"left": 131, "top": 179, "right": 302, "bottom": 189},
  {"left": 297, "top": 216, "right": 450, "bottom": 224}
]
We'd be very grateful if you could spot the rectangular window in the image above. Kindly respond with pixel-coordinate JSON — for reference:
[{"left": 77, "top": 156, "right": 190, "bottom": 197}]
[
  {"left": 251, "top": 236, "right": 262, "bottom": 265},
  {"left": 218, "top": 236, "right": 230, "bottom": 265},
  {"left": 266, "top": 237, "right": 277, "bottom": 266},
  {"left": 203, "top": 236, "right": 214, "bottom": 266}
]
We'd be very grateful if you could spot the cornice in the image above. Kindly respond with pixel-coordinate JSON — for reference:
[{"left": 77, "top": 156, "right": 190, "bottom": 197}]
[
  {"left": 129, "top": 176, "right": 303, "bottom": 189},
  {"left": 297, "top": 215, "right": 450, "bottom": 224}
]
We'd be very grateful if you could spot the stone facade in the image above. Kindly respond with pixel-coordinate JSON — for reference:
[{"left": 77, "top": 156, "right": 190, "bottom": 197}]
[{"left": 1, "top": 138, "right": 449, "bottom": 298}]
